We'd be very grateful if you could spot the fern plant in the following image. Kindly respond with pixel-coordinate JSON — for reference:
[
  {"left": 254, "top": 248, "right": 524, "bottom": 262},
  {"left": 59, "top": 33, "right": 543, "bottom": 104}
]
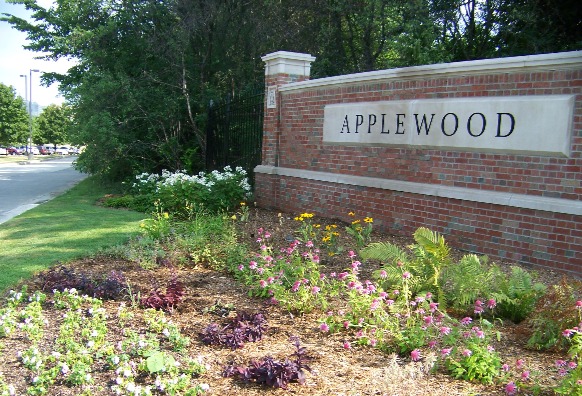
[
  {"left": 441, "top": 255, "right": 499, "bottom": 314},
  {"left": 363, "top": 227, "right": 451, "bottom": 306},
  {"left": 491, "top": 266, "right": 546, "bottom": 323}
]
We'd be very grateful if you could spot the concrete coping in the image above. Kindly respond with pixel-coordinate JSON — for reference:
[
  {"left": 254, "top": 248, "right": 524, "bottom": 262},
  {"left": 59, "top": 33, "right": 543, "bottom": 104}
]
[{"left": 278, "top": 50, "right": 582, "bottom": 92}]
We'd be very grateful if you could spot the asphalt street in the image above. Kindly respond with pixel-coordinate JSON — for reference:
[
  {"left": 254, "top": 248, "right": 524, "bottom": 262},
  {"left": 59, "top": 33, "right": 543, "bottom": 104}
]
[{"left": 0, "top": 157, "right": 88, "bottom": 224}]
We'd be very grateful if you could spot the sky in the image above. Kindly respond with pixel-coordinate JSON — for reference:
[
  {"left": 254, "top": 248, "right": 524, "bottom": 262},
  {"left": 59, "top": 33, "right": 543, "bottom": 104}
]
[{"left": 0, "top": 0, "right": 76, "bottom": 107}]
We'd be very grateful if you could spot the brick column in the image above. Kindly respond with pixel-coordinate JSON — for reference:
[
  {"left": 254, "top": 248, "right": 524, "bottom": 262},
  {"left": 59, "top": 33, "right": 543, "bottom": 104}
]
[{"left": 260, "top": 51, "right": 316, "bottom": 166}]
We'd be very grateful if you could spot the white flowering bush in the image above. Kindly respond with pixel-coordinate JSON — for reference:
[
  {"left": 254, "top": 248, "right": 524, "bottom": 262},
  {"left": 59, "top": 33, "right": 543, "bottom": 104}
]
[{"left": 132, "top": 166, "right": 251, "bottom": 215}]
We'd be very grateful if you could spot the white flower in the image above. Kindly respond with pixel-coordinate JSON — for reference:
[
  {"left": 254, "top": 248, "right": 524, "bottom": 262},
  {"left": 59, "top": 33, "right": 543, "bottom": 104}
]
[
  {"left": 162, "top": 328, "right": 170, "bottom": 337},
  {"left": 125, "top": 381, "right": 136, "bottom": 393},
  {"left": 199, "top": 383, "right": 210, "bottom": 391},
  {"left": 116, "top": 376, "right": 123, "bottom": 385},
  {"left": 61, "top": 363, "right": 70, "bottom": 375}
]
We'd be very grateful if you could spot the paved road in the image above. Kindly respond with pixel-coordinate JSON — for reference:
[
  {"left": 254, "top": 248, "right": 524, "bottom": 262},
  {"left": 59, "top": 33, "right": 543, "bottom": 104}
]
[{"left": 0, "top": 157, "right": 88, "bottom": 224}]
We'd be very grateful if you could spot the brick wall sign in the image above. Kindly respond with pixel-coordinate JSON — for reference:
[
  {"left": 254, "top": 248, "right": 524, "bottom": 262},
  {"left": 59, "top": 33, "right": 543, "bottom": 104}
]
[
  {"left": 256, "top": 51, "right": 582, "bottom": 277},
  {"left": 323, "top": 96, "right": 574, "bottom": 157}
]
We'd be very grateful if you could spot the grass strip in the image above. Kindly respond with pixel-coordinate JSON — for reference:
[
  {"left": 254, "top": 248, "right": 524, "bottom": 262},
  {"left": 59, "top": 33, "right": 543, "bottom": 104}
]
[{"left": 0, "top": 177, "right": 145, "bottom": 292}]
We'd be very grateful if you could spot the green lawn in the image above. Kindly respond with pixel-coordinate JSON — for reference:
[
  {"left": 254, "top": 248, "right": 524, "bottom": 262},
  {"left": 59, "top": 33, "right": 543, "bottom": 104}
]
[{"left": 0, "top": 177, "right": 146, "bottom": 292}]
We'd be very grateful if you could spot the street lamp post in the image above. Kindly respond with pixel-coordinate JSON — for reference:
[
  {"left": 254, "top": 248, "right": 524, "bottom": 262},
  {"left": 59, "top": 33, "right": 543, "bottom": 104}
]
[
  {"left": 27, "top": 69, "right": 40, "bottom": 160},
  {"left": 19, "top": 74, "right": 28, "bottom": 154}
]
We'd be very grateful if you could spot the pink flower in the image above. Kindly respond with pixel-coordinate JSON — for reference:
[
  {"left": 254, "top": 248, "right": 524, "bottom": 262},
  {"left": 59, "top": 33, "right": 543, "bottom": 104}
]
[
  {"left": 338, "top": 272, "right": 349, "bottom": 280},
  {"left": 348, "top": 251, "right": 356, "bottom": 258},
  {"left": 259, "top": 280, "right": 267, "bottom": 288},
  {"left": 260, "top": 244, "right": 267, "bottom": 251},
  {"left": 343, "top": 321, "right": 350, "bottom": 329},
  {"left": 440, "top": 326, "right": 451, "bottom": 335},
  {"left": 576, "top": 300, "right": 582, "bottom": 309},
  {"left": 475, "top": 330, "right": 485, "bottom": 339},
  {"left": 393, "top": 290, "right": 400, "bottom": 295},
  {"left": 505, "top": 381, "right": 517, "bottom": 395},
  {"left": 568, "top": 361, "right": 577, "bottom": 369},
  {"left": 521, "top": 370, "right": 530, "bottom": 380},
  {"left": 379, "top": 270, "right": 387, "bottom": 279},
  {"left": 502, "top": 364, "right": 510, "bottom": 372},
  {"left": 462, "top": 349, "right": 472, "bottom": 357},
  {"left": 460, "top": 317, "right": 473, "bottom": 325},
  {"left": 423, "top": 316, "right": 433, "bottom": 325},
  {"left": 311, "top": 286, "right": 320, "bottom": 294},
  {"left": 351, "top": 261, "right": 361, "bottom": 270},
  {"left": 402, "top": 272, "right": 411, "bottom": 279},
  {"left": 370, "top": 299, "right": 380, "bottom": 311},
  {"left": 385, "top": 299, "right": 394, "bottom": 306},
  {"left": 555, "top": 359, "right": 566, "bottom": 367},
  {"left": 237, "top": 265, "right": 244, "bottom": 271},
  {"left": 516, "top": 359, "right": 525, "bottom": 369},
  {"left": 428, "top": 340, "right": 438, "bottom": 349},
  {"left": 429, "top": 302, "right": 438, "bottom": 312},
  {"left": 410, "top": 349, "right": 421, "bottom": 361},
  {"left": 440, "top": 348, "right": 452, "bottom": 357},
  {"left": 249, "top": 261, "right": 257, "bottom": 269},
  {"left": 343, "top": 341, "right": 351, "bottom": 349},
  {"left": 264, "top": 232, "right": 271, "bottom": 239},
  {"left": 562, "top": 329, "right": 575, "bottom": 337},
  {"left": 487, "top": 298, "right": 497, "bottom": 309},
  {"left": 425, "top": 292, "right": 433, "bottom": 299},
  {"left": 291, "top": 280, "right": 301, "bottom": 292},
  {"left": 306, "top": 241, "right": 314, "bottom": 248},
  {"left": 319, "top": 323, "right": 329, "bottom": 332}
]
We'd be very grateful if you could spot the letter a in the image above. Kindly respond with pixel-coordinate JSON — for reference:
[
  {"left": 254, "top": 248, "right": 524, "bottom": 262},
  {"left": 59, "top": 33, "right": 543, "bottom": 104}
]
[{"left": 341, "top": 115, "right": 350, "bottom": 133}]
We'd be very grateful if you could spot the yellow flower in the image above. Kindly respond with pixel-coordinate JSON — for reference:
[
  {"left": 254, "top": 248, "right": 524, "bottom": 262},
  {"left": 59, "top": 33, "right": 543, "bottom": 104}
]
[
  {"left": 231, "top": 215, "right": 237, "bottom": 220},
  {"left": 322, "top": 236, "right": 330, "bottom": 242},
  {"left": 163, "top": 212, "right": 169, "bottom": 219},
  {"left": 325, "top": 225, "right": 332, "bottom": 231},
  {"left": 348, "top": 211, "right": 355, "bottom": 216},
  {"left": 352, "top": 219, "right": 361, "bottom": 225},
  {"left": 364, "top": 217, "right": 373, "bottom": 223},
  {"left": 139, "top": 222, "right": 145, "bottom": 228},
  {"left": 332, "top": 224, "right": 337, "bottom": 228},
  {"left": 332, "top": 232, "right": 340, "bottom": 236},
  {"left": 315, "top": 224, "right": 321, "bottom": 228},
  {"left": 240, "top": 202, "right": 246, "bottom": 206}
]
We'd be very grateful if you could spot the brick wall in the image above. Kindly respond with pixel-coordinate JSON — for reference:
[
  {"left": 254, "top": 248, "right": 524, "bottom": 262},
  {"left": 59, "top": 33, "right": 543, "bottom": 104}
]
[{"left": 256, "top": 51, "right": 582, "bottom": 277}]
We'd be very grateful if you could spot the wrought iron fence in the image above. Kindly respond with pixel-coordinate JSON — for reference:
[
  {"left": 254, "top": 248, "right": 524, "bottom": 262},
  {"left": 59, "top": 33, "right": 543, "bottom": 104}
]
[{"left": 206, "top": 87, "right": 264, "bottom": 184}]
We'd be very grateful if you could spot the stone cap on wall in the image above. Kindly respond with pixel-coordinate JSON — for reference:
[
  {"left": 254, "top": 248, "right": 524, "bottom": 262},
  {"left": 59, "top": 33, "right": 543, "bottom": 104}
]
[
  {"left": 262, "top": 51, "right": 316, "bottom": 77},
  {"left": 278, "top": 50, "right": 582, "bottom": 91}
]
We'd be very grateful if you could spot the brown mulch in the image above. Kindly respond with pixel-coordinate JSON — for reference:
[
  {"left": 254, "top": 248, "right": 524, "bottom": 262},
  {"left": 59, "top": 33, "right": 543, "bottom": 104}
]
[{"left": 0, "top": 207, "right": 575, "bottom": 395}]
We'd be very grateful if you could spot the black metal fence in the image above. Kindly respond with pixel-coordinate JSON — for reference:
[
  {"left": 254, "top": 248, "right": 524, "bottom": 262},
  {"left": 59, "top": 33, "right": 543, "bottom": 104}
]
[{"left": 206, "top": 87, "right": 264, "bottom": 183}]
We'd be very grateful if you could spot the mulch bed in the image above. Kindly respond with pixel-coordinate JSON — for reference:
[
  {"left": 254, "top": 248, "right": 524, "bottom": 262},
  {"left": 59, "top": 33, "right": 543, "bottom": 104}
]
[{"left": 1, "top": 207, "right": 575, "bottom": 395}]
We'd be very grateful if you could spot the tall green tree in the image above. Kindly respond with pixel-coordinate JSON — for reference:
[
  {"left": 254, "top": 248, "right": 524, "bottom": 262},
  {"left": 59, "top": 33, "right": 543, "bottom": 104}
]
[
  {"left": 0, "top": 82, "right": 28, "bottom": 145},
  {"left": 34, "top": 104, "right": 70, "bottom": 145},
  {"left": 2, "top": 0, "right": 579, "bottom": 180}
]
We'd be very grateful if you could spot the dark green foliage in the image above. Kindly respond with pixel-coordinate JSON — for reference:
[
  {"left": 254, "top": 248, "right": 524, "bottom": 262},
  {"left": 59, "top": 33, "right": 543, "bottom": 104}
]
[
  {"left": 3, "top": 0, "right": 580, "bottom": 180},
  {"left": 491, "top": 266, "right": 546, "bottom": 323}
]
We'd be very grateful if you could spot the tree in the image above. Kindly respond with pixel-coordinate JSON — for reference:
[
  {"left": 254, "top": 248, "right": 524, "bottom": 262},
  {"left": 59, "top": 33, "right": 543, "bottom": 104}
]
[
  {"left": 2, "top": 0, "right": 579, "bottom": 181},
  {"left": 0, "top": 82, "right": 28, "bottom": 145},
  {"left": 34, "top": 104, "right": 70, "bottom": 145}
]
